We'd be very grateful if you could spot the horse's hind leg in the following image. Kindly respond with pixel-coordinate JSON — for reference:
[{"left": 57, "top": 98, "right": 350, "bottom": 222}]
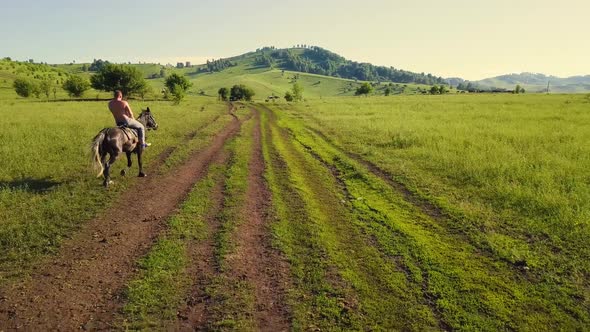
[
  {"left": 103, "top": 152, "right": 120, "bottom": 188},
  {"left": 121, "top": 151, "right": 132, "bottom": 176},
  {"left": 100, "top": 153, "right": 108, "bottom": 186}
]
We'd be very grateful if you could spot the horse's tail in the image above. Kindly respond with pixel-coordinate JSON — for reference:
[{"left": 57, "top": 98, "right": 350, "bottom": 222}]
[{"left": 91, "top": 129, "right": 107, "bottom": 177}]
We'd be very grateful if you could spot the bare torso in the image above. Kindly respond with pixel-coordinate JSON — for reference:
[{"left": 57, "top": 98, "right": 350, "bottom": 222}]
[{"left": 108, "top": 99, "right": 133, "bottom": 123}]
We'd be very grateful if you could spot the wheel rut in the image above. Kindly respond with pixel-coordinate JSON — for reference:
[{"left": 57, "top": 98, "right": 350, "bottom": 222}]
[
  {"left": 174, "top": 107, "right": 290, "bottom": 331},
  {"left": 225, "top": 107, "right": 290, "bottom": 331},
  {"left": 0, "top": 115, "right": 241, "bottom": 331},
  {"left": 174, "top": 150, "right": 229, "bottom": 331}
]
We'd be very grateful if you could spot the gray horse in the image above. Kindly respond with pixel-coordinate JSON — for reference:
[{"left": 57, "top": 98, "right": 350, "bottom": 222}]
[{"left": 91, "top": 108, "right": 158, "bottom": 188}]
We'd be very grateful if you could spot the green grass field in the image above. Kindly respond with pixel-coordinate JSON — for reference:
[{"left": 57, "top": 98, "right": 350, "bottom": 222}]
[
  {"left": 263, "top": 94, "right": 590, "bottom": 329},
  {"left": 1, "top": 55, "right": 589, "bottom": 330}
]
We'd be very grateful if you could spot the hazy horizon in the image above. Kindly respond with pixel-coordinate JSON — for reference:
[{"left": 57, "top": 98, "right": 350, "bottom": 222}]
[{"left": 1, "top": 0, "right": 588, "bottom": 81}]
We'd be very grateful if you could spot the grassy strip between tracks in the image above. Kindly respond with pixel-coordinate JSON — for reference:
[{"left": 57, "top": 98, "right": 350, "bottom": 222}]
[
  {"left": 204, "top": 113, "right": 257, "bottom": 331},
  {"left": 121, "top": 158, "right": 227, "bottom": 329}
]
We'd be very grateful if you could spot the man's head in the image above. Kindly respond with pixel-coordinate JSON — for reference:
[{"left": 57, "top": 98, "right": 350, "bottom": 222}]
[{"left": 114, "top": 90, "right": 123, "bottom": 100}]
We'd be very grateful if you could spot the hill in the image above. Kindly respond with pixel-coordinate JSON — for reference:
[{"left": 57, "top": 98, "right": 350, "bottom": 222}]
[
  {"left": 0, "top": 57, "right": 82, "bottom": 99},
  {"left": 448, "top": 72, "right": 590, "bottom": 93},
  {"left": 66, "top": 49, "right": 438, "bottom": 99},
  {"left": 1, "top": 47, "right": 449, "bottom": 100},
  {"left": 477, "top": 73, "right": 590, "bottom": 93},
  {"left": 247, "top": 46, "right": 445, "bottom": 85},
  {"left": 179, "top": 49, "right": 435, "bottom": 98}
]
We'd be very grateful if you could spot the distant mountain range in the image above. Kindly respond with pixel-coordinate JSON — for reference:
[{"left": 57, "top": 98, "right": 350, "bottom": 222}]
[{"left": 447, "top": 73, "right": 590, "bottom": 93}]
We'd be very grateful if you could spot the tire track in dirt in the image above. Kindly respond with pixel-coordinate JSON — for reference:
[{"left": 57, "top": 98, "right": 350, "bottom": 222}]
[
  {"left": 174, "top": 151, "right": 229, "bottom": 331},
  {"left": 225, "top": 107, "right": 291, "bottom": 331},
  {"left": 0, "top": 115, "right": 241, "bottom": 331},
  {"left": 175, "top": 107, "right": 290, "bottom": 331}
]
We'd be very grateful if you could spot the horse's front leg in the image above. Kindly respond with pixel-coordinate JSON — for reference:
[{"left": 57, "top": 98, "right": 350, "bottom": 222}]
[
  {"left": 121, "top": 151, "right": 132, "bottom": 176},
  {"left": 137, "top": 147, "right": 146, "bottom": 177}
]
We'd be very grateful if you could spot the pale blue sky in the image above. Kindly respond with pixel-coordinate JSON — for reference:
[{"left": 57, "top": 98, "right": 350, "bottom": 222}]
[{"left": 0, "top": 0, "right": 587, "bottom": 80}]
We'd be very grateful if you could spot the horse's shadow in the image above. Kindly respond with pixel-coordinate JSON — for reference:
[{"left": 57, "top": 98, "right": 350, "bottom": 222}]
[{"left": 0, "top": 177, "right": 61, "bottom": 193}]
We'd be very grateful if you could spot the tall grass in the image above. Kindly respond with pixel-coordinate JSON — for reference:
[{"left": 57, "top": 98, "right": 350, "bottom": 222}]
[
  {"left": 270, "top": 94, "right": 590, "bottom": 327},
  {"left": 286, "top": 94, "right": 590, "bottom": 256}
]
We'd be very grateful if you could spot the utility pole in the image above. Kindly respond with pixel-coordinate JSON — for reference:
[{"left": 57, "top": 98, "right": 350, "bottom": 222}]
[{"left": 546, "top": 81, "right": 550, "bottom": 94}]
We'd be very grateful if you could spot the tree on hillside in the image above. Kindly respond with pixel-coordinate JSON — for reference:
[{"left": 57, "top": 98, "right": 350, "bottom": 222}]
[
  {"left": 165, "top": 73, "right": 192, "bottom": 103},
  {"left": 292, "top": 82, "right": 304, "bottom": 101},
  {"left": 384, "top": 86, "right": 391, "bottom": 96},
  {"left": 138, "top": 84, "right": 153, "bottom": 100},
  {"left": 13, "top": 78, "right": 38, "bottom": 98},
  {"left": 218, "top": 87, "right": 229, "bottom": 101},
  {"left": 514, "top": 84, "right": 525, "bottom": 94},
  {"left": 63, "top": 75, "right": 91, "bottom": 98},
  {"left": 355, "top": 82, "right": 373, "bottom": 96},
  {"left": 39, "top": 79, "right": 53, "bottom": 99},
  {"left": 89, "top": 59, "right": 106, "bottom": 71},
  {"left": 230, "top": 84, "right": 255, "bottom": 101},
  {"left": 90, "top": 63, "right": 147, "bottom": 98},
  {"left": 284, "top": 91, "right": 294, "bottom": 102}
]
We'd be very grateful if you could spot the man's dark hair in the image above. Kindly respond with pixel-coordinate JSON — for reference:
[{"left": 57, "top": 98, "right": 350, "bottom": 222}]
[{"left": 114, "top": 90, "right": 123, "bottom": 98}]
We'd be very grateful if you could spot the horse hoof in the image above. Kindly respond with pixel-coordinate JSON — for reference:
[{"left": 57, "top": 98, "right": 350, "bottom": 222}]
[
  {"left": 120, "top": 169, "right": 127, "bottom": 176},
  {"left": 138, "top": 173, "right": 147, "bottom": 177}
]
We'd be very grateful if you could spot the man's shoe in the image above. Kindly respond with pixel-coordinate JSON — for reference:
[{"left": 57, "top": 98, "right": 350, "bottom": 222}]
[{"left": 142, "top": 142, "right": 152, "bottom": 148}]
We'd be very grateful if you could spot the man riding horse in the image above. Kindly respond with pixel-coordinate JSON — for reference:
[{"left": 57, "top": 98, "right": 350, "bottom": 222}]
[
  {"left": 91, "top": 91, "right": 158, "bottom": 188},
  {"left": 109, "top": 90, "right": 151, "bottom": 148}
]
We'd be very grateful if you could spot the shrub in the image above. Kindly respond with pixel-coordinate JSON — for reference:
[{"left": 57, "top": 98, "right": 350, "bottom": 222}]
[
  {"left": 63, "top": 75, "right": 90, "bottom": 98},
  {"left": 165, "top": 73, "right": 192, "bottom": 103},
  {"left": 230, "top": 84, "right": 255, "bottom": 101},
  {"left": 355, "top": 82, "right": 373, "bottom": 96},
  {"left": 13, "top": 78, "right": 38, "bottom": 98},
  {"left": 91, "top": 63, "right": 147, "bottom": 97}
]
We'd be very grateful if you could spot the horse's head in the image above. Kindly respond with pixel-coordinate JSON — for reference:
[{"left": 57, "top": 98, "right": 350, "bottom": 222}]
[{"left": 139, "top": 107, "right": 158, "bottom": 130}]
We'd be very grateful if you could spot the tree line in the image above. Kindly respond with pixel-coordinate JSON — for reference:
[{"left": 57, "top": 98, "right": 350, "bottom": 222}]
[
  {"left": 12, "top": 62, "right": 193, "bottom": 102},
  {"left": 456, "top": 81, "right": 526, "bottom": 93}
]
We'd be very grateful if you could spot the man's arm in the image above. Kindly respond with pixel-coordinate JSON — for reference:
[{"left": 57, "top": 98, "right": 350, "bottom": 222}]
[{"left": 124, "top": 102, "right": 135, "bottom": 119}]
